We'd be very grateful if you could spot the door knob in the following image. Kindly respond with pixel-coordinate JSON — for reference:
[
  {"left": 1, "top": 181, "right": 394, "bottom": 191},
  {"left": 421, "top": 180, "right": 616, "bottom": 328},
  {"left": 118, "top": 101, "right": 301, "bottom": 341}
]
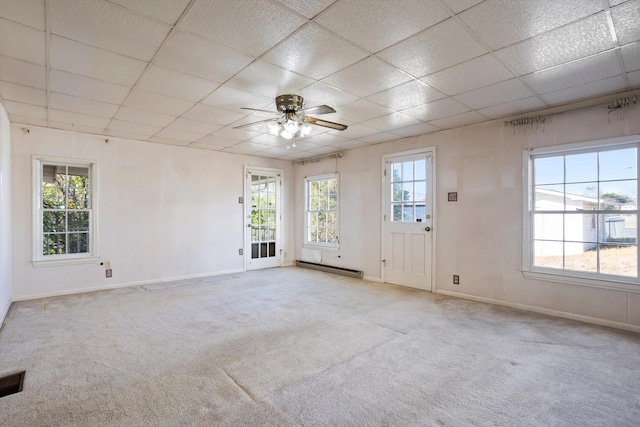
[{"left": 425, "top": 226, "right": 431, "bottom": 232}]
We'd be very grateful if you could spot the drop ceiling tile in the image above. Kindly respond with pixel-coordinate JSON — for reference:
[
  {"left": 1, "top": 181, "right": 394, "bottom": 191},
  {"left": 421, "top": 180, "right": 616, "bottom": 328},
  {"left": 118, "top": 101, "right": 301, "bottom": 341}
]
[
  {"left": 540, "top": 75, "right": 627, "bottom": 105},
  {"left": 50, "top": 70, "right": 130, "bottom": 104},
  {"left": 440, "top": 0, "right": 484, "bottom": 14},
  {"left": 378, "top": 19, "right": 487, "bottom": 77},
  {"left": 421, "top": 54, "right": 515, "bottom": 96},
  {"left": 2, "top": 100, "right": 47, "bottom": 119},
  {"left": 225, "top": 60, "right": 315, "bottom": 98},
  {"left": 328, "top": 123, "right": 378, "bottom": 139},
  {"left": 224, "top": 141, "right": 272, "bottom": 154},
  {"left": 522, "top": 50, "right": 622, "bottom": 94},
  {"left": 360, "top": 112, "right": 421, "bottom": 131},
  {"left": 276, "top": 0, "right": 335, "bottom": 18},
  {"left": 0, "top": 56, "right": 46, "bottom": 88},
  {"left": 453, "top": 79, "right": 534, "bottom": 110},
  {"left": 154, "top": 127, "right": 206, "bottom": 143},
  {"left": 301, "top": 132, "right": 348, "bottom": 146},
  {"left": 137, "top": 65, "right": 219, "bottom": 102},
  {"left": 401, "top": 98, "right": 469, "bottom": 121},
  {"left": 495, "top": 13, "right": 614, "bottom": 75},
  {"left": 428, "top": 111, "right": 487, "bottom": 129},
  {"left": 368, "top": 80, "right": 446, "bottom": 111},
  {"left": 210, "top": 125, "right": 260, "bottom": 141},
  {"left": 263, "top": 23, "right": 369, "bottom": 80},
  {"left": 0, "top": 81, "right": 46, "bottom": 105},
  {"left": 149, "top": 136, "right": 191, "bottom": 146},
  {"left": 202, "top": 86, "right": 272, "bottom": 111},
  {"left": 334, "top": 139, "right": 368, "bottom": 150},
  {"left": 105, "top": 128, "right": 153, "bottom": 141},
  {"left": 49, "top": 121, "right": 105, "bottom": 135},
  {"left": 49, "top": 109, "right": 110, "bottom": 129},
  {"left": 154, "top": 31, "right": 255, "bottom": 84},
  {"left": 627, "top": 69, "right": 640, "bottom": 86},
  {"left": 621, "top": 42, "right": 640, "bottom": 71},
  {"left": 335, "top": 99, "right": 393, "bottom": 122},
  {"left": 9, "top": 115, "right": 48, "bottom": 127},
  {"left": 316, "top": 0, "right": 448, "bottom": 53},
  {"left": 50, "top": 92, "right": 119, "bottom": 118},
  {"left": 611, "top": 0, "right": 640, "bottom": 45},
  {"left": 107, "top": 119, "right": 162, "bottom": 137},
  {"left": 0, "top": 0, "right": 45, "bottom": 29},
  {"left": 50, "top": 36, "right": 147, "bottom": 86},
  {"left": 166, "top": 117, "right": 221, "bottom": 135},
  {"left": 182, "top": 104, "right": 246, "bottom": 126},
  {"left": 358, "top": 132, "right": 400, "bottom": 144},
  {"left": 477, "top": 97, "right": 546, "bottom": 119},
  {"left": 114, "top": 106, "right": 176, "bottom": 127},
  {"left": 230, "top": 114, "right": 281, "bottom": 133},
  {"left": 108, "top": 0, "right": 191, "bottom": 25},
  {"left": 321, "top": 56, "right": 412, "bottom": 97},
  {"left": 51, "top": 0, "right": 170, "bottom": 61},
  {"left": 247, "top": 134, "right": 285, "bottom": 147},
  {"left": 298, "top": 82, "right": 359, "bottom": 107},
  {"left": 125, "top": 89, "right": 195, "bottom": 116},
  {"left": 0, "top": 19, "right": 46, "bottom": 65},
  {"left": 390, "top": 122, "right": 440, "bottom": 137},
  {"left": 179, "top": 0, "right": 306, "bottom": 56},
  {"left": 258, "top": 146, "right": 292, "bottom": 157},
  {"left": 304, "top": 144, "right": 342, "bottom": 155},
  {"left": 190, "top": 135, "right": 238, "bottom": 149},
  {"left": 459, "top": 0, "right": 604, "bottom": 50}
]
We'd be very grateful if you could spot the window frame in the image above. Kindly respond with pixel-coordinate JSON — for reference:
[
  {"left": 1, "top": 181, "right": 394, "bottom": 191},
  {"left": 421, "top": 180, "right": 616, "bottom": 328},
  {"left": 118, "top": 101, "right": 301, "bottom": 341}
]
[
  {"left": 32, "top": 156, "right": 99, "bottom": 267},
  {"left": 304, "top": 173, "right": 339, "bottom": 249},
  {"left": 522, "top": 135, "right": 640, "bottom": 293}
]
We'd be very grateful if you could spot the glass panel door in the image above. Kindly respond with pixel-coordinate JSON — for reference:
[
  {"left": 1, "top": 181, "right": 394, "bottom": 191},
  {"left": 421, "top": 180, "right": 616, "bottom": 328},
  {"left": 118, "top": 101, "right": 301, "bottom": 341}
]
[{"left": 246, "top": 168, "right": 281, "bottom": 270}]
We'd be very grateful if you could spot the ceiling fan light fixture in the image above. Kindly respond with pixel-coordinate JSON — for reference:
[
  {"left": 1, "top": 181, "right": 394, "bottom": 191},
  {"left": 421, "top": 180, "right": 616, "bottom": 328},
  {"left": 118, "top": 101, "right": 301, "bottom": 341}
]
[
  {"left": 268, "top": 122, "right": 280, "bottom": 136},
  {"left": 300, "top": 123, "right": 312, "bottom": 137}
]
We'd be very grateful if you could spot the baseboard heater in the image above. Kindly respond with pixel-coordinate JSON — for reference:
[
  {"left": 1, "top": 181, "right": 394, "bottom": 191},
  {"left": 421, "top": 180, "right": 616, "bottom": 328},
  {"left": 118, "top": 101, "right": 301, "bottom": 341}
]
[{"left": 295, "top": 260, "right": 364, "bottom": 279}]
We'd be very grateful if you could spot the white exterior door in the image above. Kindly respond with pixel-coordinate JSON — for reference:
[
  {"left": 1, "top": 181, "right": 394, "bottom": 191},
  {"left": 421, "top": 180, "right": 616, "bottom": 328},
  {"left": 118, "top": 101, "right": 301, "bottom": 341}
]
[
  {"left": 245, "top": 168, "right": 282, "bottom": 270},
  {"left": 383, "top": 150, "right": 434, "bottom": 291}
]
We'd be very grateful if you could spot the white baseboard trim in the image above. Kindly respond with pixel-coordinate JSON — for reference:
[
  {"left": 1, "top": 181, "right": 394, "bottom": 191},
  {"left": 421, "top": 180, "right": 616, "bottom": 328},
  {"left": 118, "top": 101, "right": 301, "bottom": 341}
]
[
  {"left": 364, "top": 275, "right": 383, "bottom": 283},
  {"left": 0, "top": 299, "right": 11, "bottom": 329},
  {"left": 12, "top": 269, "right": 245, "bottom": 302},
  {"left": 436, "top": 289, "right": 640, "bottom": 334}
]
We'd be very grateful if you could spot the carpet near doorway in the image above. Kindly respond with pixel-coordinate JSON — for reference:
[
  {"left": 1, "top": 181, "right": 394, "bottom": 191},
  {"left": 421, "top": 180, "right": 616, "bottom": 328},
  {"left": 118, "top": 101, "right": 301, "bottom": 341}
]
[{"left": 0, "top": 267, "right": 639, "bottom": 426}]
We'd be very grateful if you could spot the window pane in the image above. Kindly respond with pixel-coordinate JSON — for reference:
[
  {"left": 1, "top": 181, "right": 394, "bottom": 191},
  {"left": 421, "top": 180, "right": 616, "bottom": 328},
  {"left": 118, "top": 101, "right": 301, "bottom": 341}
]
[
  {"left": 67, "top": 169, "right": 90, "bottom": 209},
  {"left": 402, "top": 182, "right": 413, "bottom": 201},
  {"left": 43, "top": 234, "right": 66, "bottom": 255},
  {"left": 534, "top": 240, "right": 563, "bottom": 269},
  {"left": 328, "top": 179, "right": 337, "bottom": 194},
  {"left": 565, "top": 182, "right": 597, "bottom": 203},
  {"left": 566, "top": 152, "right": 597, "bottom": 183},
  {"left": 534, "top": 157, "right": 564, "bottom": 185},
  {"left": 392, "top": 163, "right": 402, "bottom": 182},
  {"left": 403, "top": 204, "right": 414, "bottom": 222},
  {"left": 43, "top": 187, "right": 65, "bottom": 209},
  {"left": 534, "top": 185, "right": 564, "bottom": 211},
  {"left": 43, "top": 211, "right": 66, "bottom": 232},
  {"left": 599, "top": 244, "right": 636, "bottom": 277},
  {"left": 601, "top": 214, "right": 636, "bottom": 243},
  {"left": 599, "top": 180, "right": 636, "bottom": 210},
  {"left": 564, "top": 213, "right": 596, "bottom": 243},
  {"left": 402, "top": 162, "right": 413, "bottom": 181},
  {"left": 319, "top": 195, "right": 328, "bottom": 210},
  {"left": 416, "top": 204, "right": 426, "bottom": 222},
  {"left": 69, "top": 233, "right": 89, "bottom": 253},
  {"left": 563, "top": 243, "right": 597, "bottom": 272},
  {"left": 600, "top": 148, "right": 637, "bottom": 181},
  {"left": 414, "top": 181, "right": 426, "bottom": 202},
  {"left": 392, "top": 204, "right": 402, "bottom": 221},
  {"left": 414, "top": 160, "right": 426, "bottom": 180},
  {"left": 68, "top": 211, "right": 89, "bottom": 232},
  {"left": 392, "top": 183, "right": 402, "bottom": 202},
  {"left": 318, "top": 227, "right": 326, "bottom": 243},
  {"left": 329, "top": 194, "right": 337, "bottom": 210},
  {"left": 533, "top": 213, "right": 563, "bottom": 240}
]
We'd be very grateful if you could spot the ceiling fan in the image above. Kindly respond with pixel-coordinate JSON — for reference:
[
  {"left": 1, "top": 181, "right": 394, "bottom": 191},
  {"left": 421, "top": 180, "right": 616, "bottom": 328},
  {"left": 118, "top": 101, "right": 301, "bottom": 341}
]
[{"left": 234, "top": 94, "right": 348, "bottom": 140}]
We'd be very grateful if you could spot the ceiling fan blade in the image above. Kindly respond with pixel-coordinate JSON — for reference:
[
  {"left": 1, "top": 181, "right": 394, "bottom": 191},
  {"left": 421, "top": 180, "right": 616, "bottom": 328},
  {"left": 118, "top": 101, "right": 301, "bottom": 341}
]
[
  {"left": 240, "top": 107, "right": 279, "bottom": 114},
  {"left": 233, "top": 118, "right": 278, "bottom": 129},
  {"left": 299, "top": 104, "right": 336, "bottom": 115},
  {"left": 304, "top": 116, "right": 348, "bottom": 131}
]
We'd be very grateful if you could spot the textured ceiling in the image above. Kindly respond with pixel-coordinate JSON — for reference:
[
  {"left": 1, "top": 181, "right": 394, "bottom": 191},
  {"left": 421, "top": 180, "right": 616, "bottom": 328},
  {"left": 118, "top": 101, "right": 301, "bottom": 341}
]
[{"left": 0, "top": 0, "right": 639, "bottom": 160}]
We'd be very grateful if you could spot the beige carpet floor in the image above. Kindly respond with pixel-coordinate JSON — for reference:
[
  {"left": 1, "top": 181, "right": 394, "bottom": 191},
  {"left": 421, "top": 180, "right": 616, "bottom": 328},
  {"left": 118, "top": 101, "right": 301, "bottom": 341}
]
[{"left": 1, "top": 266, "right": 639, "bottom": 426}]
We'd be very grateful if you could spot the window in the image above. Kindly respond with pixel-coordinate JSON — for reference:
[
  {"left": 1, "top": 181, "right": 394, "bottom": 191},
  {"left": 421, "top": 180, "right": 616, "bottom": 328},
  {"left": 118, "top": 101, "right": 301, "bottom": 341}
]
[
  {"left": 305, "top": 174, "right": 338, "bottom": 247},
  {"left": 33, "top": 158, "right": 97, "bottom": 264},
  {"left": 389, "top": 157, "right": 427, "bottom": 222},
  {"left": 523, "top": 136, "right": 639, "bottom": 289}
]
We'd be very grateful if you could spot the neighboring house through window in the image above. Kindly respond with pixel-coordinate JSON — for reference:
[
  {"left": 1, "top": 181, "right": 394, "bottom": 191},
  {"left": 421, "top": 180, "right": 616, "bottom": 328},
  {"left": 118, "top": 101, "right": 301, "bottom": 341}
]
[
  {"left": 305, "top": 174, "right": 338, "bottom": 248},
  {"left": 523, "top": 136, "right": 639, "bottom": 290},
  {"left": 33, "top": 157, "right": 97, "bottom": 265}
]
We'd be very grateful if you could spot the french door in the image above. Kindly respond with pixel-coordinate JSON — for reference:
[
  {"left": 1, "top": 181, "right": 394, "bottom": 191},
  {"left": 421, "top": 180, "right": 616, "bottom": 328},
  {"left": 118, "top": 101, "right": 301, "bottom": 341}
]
[
  {"left": 245, "top": 167, "right": 282, "bottom": 270},
  {"left": 382, "top": 149, "right": 434, "bottom": 291}
]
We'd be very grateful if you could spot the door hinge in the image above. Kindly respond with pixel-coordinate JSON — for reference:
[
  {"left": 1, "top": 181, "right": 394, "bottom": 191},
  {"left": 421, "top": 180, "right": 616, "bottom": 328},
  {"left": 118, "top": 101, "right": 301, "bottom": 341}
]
[
  {"left": 382, "top": 259, "right": 386, "bottom": 266},
  {"left": 383, "top": 169, "right": 386, "bottom": 176},
  {"left": 384, "top": 214, "right": 386, "bottom": 221}
]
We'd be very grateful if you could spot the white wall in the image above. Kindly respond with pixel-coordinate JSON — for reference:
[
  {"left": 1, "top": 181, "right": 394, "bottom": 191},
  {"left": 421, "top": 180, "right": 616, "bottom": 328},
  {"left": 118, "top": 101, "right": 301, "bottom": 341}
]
[
  {"left": 294, "top": 93, "right": 640, "bottom": 331},
  {"left": 11, "top": 125, "right": 293, "bottom": 300},
  {"left": 0, "top": 103, "right": 11, "bottom": 326}
]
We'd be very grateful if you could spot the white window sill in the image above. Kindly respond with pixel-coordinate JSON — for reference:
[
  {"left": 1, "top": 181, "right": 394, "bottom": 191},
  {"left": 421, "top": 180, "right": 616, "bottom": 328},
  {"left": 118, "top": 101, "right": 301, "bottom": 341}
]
[
  {"left": 31, "top": 256, "right": 101, "bottom": 268},
  {"left": 303, "top": 243, "right": 340, "bottom": 252},
  {"left": 522, "top": 269, "right": 640, "bottom": 294}
]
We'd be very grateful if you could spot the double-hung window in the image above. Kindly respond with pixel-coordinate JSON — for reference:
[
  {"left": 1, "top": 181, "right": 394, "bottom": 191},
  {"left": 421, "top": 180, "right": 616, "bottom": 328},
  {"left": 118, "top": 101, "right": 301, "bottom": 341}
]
[
  {"left": 33, "top": 158, "right": 97, "bottom": 265},
  {"left": 523, "top": 136, "right": 639, "bottom": 290},
  {"left": 305, "top": 174, "right": 339, "bottom": 248}
]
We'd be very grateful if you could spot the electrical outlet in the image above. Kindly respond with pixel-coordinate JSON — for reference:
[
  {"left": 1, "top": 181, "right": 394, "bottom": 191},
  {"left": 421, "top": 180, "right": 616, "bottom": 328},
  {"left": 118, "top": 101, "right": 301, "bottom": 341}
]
[
  {"left": 453, "top": 275, "right": 460, "bottom": 285},
  {"left": 106, "top": 269, "right": 112, "bottom": 278},
  {"left": 105, "top": 260, "right": 112, "bottom": 269},
  {"left": 239, "top": 248, "right": 243, "bottom": 255}
]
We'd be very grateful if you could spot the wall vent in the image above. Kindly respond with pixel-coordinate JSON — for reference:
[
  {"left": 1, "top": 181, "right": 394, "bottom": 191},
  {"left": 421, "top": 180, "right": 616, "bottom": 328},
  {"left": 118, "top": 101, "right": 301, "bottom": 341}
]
[
  {"left": 295, "top": 260, "right": 363, "bottom": 279},
  {"left": 0, "top": 371, "right": 25, "bottom": 398}
]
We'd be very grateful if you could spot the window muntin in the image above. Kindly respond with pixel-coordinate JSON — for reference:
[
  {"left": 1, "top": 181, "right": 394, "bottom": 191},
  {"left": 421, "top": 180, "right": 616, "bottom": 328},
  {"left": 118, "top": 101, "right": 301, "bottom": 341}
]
[
  {"left": 390, "top": 158, "right": 426, "bottom": 222},
  {"left": 36, "top": 160, "right": 95, "bottom": 261},
  {"left": 529, "top": 143, "right": 638, "bottom": 281},
  {"left": 305, "top": 174, "right": 338, "bottom": 247}
]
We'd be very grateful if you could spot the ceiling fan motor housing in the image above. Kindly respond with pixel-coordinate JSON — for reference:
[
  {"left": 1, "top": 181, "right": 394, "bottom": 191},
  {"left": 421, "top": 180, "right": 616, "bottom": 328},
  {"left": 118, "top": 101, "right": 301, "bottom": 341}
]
[{"left": 276, "top": 94, "right": 305, "bottom": 113}]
